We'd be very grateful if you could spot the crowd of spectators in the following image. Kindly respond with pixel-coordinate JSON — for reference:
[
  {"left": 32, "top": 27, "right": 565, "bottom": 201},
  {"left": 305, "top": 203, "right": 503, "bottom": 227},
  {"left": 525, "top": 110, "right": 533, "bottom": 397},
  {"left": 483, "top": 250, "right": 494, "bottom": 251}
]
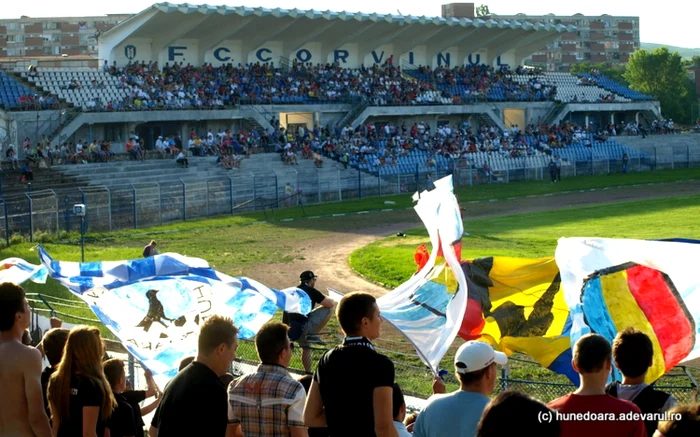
[
  {"left": 79, "top": 60, "right": 567, "bottom": 111},
  {"left": 2, "top": 281, "right": 700, "bottom": 437}
]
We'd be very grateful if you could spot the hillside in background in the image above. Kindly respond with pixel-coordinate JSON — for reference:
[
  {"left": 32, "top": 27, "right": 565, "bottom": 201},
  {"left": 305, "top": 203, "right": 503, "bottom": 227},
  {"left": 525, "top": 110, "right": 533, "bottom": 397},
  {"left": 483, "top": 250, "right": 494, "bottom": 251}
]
[{"left": 641, "top": 42, "right": 700, "bottom": 59}]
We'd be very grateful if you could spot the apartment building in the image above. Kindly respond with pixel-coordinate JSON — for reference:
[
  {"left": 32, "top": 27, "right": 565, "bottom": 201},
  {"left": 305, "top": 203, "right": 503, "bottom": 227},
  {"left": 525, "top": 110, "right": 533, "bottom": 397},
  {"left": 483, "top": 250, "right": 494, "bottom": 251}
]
[
  {"left": 0, "top": 14, "right": 133, "bottom": 59},
  {"left": 441, "top": 3, "right": 640, "bottom": 71}
]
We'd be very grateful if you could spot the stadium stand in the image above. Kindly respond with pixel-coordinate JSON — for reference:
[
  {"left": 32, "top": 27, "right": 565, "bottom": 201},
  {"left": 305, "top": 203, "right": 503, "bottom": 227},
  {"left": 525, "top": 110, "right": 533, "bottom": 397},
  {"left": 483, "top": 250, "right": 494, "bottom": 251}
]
[
  {"left": 9, "top": 62, "right": 650, "bottom": 111},
  {"left": 0, "top": 71, "right": 56, "bottom": 110},
  {"left": 576, "top": 73, "right": 653, "bottom": 101}
]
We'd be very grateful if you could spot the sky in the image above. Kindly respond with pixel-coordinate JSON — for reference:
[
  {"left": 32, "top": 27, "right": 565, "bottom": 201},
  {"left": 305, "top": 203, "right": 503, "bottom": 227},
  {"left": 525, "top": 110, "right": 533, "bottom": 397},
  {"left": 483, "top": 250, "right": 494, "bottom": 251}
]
[{"left": 1, "top": 0, "right": 699, "bottom": 49}]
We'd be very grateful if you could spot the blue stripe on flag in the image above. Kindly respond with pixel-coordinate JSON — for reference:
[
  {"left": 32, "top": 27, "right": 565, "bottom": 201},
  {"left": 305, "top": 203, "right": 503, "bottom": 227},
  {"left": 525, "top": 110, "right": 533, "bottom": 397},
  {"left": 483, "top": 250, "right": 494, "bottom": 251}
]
[
  {"left": 68, "top": 276, "right": 95, "bottom": 294},
  {"left": 91, "top": 304, "right": 121, "bottom": 332},
  {"left": 127, "top": 259, "right": 156, "bottom": 280},
  {"left": 80, "top": 262, "right": 104, "bottom": 277},
  {"left": 581, "top": 278, "right": 618, "bottom": 342},
  {"left": 189, "top": 267, "right": 220, "bottom": 281}
]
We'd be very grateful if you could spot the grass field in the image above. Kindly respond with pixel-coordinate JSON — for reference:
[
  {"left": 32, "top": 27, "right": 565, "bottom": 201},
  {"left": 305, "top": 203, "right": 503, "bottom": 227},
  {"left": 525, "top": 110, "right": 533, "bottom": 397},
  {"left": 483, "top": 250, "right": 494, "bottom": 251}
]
[{"left": 3, "top": 169, "right": 700, "bottom": 400}]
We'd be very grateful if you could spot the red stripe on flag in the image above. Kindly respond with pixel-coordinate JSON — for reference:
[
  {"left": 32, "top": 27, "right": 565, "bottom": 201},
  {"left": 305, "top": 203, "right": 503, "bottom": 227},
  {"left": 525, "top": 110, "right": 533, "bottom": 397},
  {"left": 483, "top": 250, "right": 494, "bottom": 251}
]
[{"left": 626, "top": 265, "right": 694, "bottom": 371}]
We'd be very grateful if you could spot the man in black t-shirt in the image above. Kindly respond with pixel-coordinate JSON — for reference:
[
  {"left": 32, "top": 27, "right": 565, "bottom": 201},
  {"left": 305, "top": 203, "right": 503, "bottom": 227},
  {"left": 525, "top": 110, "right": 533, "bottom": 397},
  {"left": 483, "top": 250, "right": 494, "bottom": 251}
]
[
  {"left": 303, "top": 292, "right": 398, "bottom": 437},
  {"left": 283, "top": 271, "right": 336, "bottom": 374},
  {"left": 149, "top": 315, "right": 238, "bottom": 437}
]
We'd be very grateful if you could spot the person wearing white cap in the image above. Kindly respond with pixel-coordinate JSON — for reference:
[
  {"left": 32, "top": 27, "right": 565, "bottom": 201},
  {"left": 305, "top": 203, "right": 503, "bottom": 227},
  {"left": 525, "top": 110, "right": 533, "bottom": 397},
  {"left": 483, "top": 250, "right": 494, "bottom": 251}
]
[{"left": 412, "top": 341, "right": 507, "bottom": 437}]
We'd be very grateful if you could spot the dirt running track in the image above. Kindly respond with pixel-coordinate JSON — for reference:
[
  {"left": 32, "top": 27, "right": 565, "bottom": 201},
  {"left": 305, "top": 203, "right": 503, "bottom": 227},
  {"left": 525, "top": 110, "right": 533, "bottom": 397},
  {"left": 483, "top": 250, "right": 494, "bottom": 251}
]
[{"left": 243, "top": 180, "right": 700, "bottom": 296}]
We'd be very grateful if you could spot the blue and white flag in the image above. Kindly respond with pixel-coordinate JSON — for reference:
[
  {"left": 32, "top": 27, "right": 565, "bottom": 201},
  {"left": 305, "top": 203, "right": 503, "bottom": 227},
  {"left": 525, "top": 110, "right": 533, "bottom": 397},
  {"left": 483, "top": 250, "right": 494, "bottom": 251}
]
[
  {"left": 37, "top": 246, "right": 311, "bottom": 377},
  {"left": 377, "top": 176, "right": 469, "bottom": 374},
  {"left": 0, "top": 257, "right": 48, "bottom": 285}
]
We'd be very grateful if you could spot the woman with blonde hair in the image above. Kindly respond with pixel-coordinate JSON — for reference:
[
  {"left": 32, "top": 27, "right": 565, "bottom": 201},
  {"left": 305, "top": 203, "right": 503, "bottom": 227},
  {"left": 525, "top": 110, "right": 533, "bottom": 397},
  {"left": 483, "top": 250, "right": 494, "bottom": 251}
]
[{"left": 47, "top": 326, "right": 116, "bottom": 437}]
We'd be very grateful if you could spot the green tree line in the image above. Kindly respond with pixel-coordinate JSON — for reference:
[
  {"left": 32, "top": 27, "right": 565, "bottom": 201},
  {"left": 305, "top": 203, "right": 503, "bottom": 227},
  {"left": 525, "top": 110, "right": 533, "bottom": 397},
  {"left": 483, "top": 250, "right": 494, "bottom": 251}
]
[{"left": 569, "top": 48, "right": 699, "bottom": 124}]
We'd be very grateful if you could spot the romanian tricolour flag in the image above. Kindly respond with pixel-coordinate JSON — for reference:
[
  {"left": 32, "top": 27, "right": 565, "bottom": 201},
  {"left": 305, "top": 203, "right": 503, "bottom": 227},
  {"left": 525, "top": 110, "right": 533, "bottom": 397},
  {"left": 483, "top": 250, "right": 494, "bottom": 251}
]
[
  {"left": 556, "top": 237, "right": 700, "bottom": 383},
  {"left": 37, "top": 246, "right": 312, "bottom": 378}
]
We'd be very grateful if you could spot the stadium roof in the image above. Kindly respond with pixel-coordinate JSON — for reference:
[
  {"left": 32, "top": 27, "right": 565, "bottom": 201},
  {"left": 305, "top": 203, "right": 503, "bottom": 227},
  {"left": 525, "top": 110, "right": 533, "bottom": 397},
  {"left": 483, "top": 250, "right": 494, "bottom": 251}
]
[{"left": 100, "top": 2, "right": 575, "bottom": 67}]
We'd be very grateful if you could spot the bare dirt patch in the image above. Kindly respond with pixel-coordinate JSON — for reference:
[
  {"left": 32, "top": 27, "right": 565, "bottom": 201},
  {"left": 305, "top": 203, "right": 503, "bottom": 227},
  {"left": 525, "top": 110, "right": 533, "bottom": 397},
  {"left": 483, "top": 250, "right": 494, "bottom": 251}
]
[{"left": 241, "top": 180, "right": 700, "bottom": 296}]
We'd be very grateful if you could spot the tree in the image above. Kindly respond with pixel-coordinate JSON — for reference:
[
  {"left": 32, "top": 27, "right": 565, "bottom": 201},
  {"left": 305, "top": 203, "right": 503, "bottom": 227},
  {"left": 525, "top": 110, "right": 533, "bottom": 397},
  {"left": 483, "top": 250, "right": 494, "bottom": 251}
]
[
  {"left": 624, "top": 48, "right": 696, "bottom": 123},
  {"left": 475, "top": 5, "right": 490, "bottom": 17}
]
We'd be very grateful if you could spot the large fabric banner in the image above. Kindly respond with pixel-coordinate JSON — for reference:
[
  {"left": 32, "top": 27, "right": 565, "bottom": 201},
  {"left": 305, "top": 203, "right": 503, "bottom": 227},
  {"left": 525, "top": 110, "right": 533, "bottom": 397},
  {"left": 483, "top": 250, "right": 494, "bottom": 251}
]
[
  {"left": 377, "top": 176, "right": 469, "bottom": 374},
  {"left": 37, "top": 246, "right": 311, "bottom": 377},
  {"left": 457, "top": 256, "right": 578, "bottom": 383},
  {"left": 555, "top": 237, "right": 700, "bottom": 383},
  {"left": 0, "top": 257, "right": 48, "bottom": 285}
]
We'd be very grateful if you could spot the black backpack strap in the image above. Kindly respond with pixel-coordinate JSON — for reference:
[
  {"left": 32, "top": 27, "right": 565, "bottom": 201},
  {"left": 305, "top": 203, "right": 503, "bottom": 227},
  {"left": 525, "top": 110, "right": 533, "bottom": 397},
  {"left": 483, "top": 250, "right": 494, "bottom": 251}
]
[
  {"left": 632, "top": 386, "right": 671, "bottom": 413},
  {"left": 605, "top": 381, "right": 620, "bottom": 397}
]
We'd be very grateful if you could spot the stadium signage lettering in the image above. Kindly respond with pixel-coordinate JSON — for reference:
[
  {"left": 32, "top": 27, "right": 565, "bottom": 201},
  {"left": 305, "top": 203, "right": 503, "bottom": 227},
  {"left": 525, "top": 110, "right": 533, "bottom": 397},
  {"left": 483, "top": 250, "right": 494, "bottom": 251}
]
[{"left": 167, "top": 45, "right": 507, "bottom": 66}]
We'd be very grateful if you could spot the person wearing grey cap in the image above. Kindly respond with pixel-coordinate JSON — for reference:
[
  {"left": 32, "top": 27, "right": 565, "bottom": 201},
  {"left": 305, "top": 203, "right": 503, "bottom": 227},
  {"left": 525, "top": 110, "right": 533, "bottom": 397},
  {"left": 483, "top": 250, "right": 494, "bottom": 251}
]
[
  {"left": 283, "top": 271, "right": 335, "bottom": 374},
  {"left": 412, "top": 341, "right": 507, "bottom": 437}
]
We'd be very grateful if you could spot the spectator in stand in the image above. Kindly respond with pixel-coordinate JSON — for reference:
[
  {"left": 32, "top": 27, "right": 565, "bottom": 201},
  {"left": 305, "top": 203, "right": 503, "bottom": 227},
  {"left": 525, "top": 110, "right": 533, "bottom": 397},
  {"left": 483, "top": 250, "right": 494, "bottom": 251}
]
[
  {"left": 47, "top": 326, "right": 117, "bottom": 437},
  {"left": 149, "top": 315, "right": 239, "bottom": 437},
  {"left": 0, "top": 282, "right": 53, "bottom": 437},
  {"left": 20, "top": 161, "right": 34, "bottom": 182},
  {"left": 175, "top": 149, "right": 189, "bottom": 168},
  {"left": 412, "top": 341, "right": 507, "bottom": 437},
  {"left": 654, "top": 404, "right": 700, "bottom": 437},
  {"left": 392, "top": 383, "right": 412, "bottom": 437},
  {"left": 38, "top": 327, "right": 70, "bottom": 420},
  {"left": 303, "top": 292, "right": 397, "bottom": 437},
  {"left": 607, "top": 328, "right": 676, "bottom": 436},
  {"left": 547, "top": 333, "right": 646, "bottom": 437},
  {"left": 103, "top": 358, "right": 137, "bottom": 437},
  {"left": 5, "top": 144, "right": 19, "bottom": 169},
  {"left": 477, "top": 391, "right": 560, "bottom": 437},
  {"left": 283, "top": 271, "right": 335, "bottom": 374},
  {"left": 226, "top": 322, "right": 307, "bottom": 437}
]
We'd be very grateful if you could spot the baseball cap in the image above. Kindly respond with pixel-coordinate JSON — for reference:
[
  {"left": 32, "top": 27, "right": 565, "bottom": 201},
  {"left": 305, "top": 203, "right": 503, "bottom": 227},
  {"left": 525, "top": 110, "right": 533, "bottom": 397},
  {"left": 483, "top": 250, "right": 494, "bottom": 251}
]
[
  {"left": 454, "top": 341, "right": 507, "bottom": 374},
  {"left": 300, "top": 271, "right": 317, "bottom": 282}
]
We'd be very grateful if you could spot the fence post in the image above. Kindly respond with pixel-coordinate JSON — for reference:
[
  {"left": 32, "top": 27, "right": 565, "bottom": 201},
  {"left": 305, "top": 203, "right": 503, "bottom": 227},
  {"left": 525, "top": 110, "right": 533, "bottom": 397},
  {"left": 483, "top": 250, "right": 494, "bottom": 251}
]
[
  {"left": 105, "top": 186, "right": 113, "bottom": 232},
  {"left": 251, "top": 173, "right": 257, "bottom": 211},
  {"left": 228, "top": 176, "right": 234, "bottom": 214},
  {"left": 130, "top": 184, "right": 137, "bottom": 229},
  {"left": 316, "top": 168, "right": 320, "bottom": 204},
  {"left": 205, "top": 181, "right": 210, "bottom": 217},
  {"left": 338, "top": 169, "right": 342, "bottom": 201},
  {"left": 272, "top": 171, "right": 279, "bottom": 208},
  {"left": 156, "top": 183, "right": 163, "bottom": 226},
  {"left": 127, "top": 354, "right": 135, "bottom": 390},
  {"left": 65, "top": 196, "right": 71, "bottom": 232},
  {"left": 26, "top": 194, "right": 33, "bottom": 242},
  {"left": 180, "top": 178, "right": 186, "bottom": 221},
  {"left": 78, "top": 188, "right": 87, "bottom": 231},
  {"left": 52, "top": 190, "right": 59, "bottom": 237},
  {"left": 3, "top": 201, "right": 9, "bottom": 247}
]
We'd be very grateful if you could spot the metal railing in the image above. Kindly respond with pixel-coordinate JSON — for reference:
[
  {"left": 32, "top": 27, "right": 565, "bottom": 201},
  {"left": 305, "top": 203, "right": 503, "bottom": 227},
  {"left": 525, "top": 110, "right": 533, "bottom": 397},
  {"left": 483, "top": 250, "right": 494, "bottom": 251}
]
[{"left": 25, "top": 293, "right": 699, "bottom": 407}]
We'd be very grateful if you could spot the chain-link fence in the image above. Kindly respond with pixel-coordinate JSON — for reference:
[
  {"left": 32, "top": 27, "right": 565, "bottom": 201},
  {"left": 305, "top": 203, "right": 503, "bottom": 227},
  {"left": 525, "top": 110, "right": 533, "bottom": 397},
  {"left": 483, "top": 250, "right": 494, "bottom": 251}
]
[{"left": 2, "top": 143, "right": 700, "bottom": 245}]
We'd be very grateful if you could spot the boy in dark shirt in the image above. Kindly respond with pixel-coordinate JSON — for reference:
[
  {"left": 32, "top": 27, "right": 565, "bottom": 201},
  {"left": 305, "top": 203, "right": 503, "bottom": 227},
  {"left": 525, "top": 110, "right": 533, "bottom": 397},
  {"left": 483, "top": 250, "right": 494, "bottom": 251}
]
[
  {"left": 38, "top": 327, "right": 69, "bottom": 420},
  {"left": 103, "top": 359, "right": 137, "bottom": 437}
]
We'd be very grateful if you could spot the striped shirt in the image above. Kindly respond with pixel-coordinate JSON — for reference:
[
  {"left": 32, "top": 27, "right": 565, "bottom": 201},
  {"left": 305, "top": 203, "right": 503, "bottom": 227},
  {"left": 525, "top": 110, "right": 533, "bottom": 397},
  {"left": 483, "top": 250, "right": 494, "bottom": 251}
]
[{"left": 227, "top": 364, "right": 306, "bottom": 437}]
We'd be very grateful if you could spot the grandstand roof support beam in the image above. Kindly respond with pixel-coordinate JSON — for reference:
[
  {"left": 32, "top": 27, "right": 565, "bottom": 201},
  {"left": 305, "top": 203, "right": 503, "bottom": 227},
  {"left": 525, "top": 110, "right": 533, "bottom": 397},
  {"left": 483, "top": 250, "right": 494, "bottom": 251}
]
[
  {"left": 452, "top": 28, "right": 507, "bottom": 62},
  {"left": 150, "top": 14, "right": 212, "bottom": 59},
  {"left": 395, "top": 25, "right": 452, "bottom": 55},
  {"left": 357, "top": 25, "right": 414, "bottom": 62},
  {"left": 282, "top": 21, "right": 337, "bottom": 55},
  {"left": 195, "top": 16, "right": 258, "bottom": 64},
  {"left": 484, "top": 30, "right": 541, "bottom": 60},
  {"left": 514, "top": 32, "right": 560, "bottom": 65},
  {"left": 240, "top": 18, "right": 300, "bottom": 64},
  {"left": 319, "top": 21, "right": 380, "bottom": 63},
  {"left": 98, "top": 8, "right": 160, "bottom": 64},
  {"left": 422, "top": 26, "right": 478, "bottom": 55}
]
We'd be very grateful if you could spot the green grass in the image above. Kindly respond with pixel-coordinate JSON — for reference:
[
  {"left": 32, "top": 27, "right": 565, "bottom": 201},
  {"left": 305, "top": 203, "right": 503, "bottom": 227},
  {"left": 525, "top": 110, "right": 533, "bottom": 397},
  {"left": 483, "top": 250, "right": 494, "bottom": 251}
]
[{"left": 350, "top": 194, "right": 700, "bottom": 288}]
